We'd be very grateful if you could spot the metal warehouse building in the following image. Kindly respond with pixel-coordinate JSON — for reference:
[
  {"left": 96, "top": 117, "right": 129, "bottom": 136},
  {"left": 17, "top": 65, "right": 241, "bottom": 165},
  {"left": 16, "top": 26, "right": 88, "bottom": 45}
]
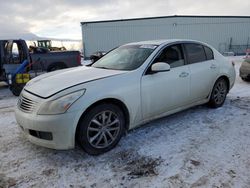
[{"left": 81, "top": 15, "right": 250, "bottom": 58}]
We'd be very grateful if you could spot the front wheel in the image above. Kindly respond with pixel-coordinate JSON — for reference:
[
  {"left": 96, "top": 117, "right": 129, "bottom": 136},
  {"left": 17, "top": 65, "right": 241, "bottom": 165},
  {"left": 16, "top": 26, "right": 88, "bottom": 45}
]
[
  {"left": 77, "top": 103, "right": 125, "bottom": 155},
  {"left": 208, "top": 78, "right": 228, "bottom": 108}
]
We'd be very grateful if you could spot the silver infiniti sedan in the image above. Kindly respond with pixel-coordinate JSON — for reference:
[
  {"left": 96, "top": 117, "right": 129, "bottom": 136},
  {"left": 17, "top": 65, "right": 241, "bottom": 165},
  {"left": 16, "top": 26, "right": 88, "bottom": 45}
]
[{"left": 15, "top": 39, "right": 236, "bottom": 155}]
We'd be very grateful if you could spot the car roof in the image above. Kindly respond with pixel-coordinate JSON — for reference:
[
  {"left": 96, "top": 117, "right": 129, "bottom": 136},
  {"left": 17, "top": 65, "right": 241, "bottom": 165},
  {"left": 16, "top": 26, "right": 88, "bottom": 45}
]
[{"left": 125, "top": 39, "right": 206, "bottom": 46}]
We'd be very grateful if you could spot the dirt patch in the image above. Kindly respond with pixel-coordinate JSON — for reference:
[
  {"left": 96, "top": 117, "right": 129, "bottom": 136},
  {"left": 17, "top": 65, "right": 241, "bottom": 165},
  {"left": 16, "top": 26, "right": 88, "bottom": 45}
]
[
  {"left": 227, "top": 169, "right": 236, "bottom": 178},
  {"left": 0, "top": 173, "right": 17, "bottom": 188},
  {"left": 41, "top": 169, "right": 56, "bottom": 177},
  {"left": 190, "top": 159, "right": 201, "bottom": 166},
  {"left": 111, "top": 150, "right": 162, "bottom": 178},
  {"left": 230, "top": 97, "right": 250, "bottom": 110},
  {"left": 125, "top": 156, "right": 162, "bottom": 178}
]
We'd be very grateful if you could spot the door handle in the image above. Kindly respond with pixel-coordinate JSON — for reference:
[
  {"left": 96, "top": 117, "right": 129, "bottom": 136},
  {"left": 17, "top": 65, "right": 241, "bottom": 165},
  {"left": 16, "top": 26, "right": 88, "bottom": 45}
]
[
  {"left": 179, "top": 72, "right": 189, "bottom": 78},
  {"left": 210, "top": 64, "right": 217, "bottom": 69}
]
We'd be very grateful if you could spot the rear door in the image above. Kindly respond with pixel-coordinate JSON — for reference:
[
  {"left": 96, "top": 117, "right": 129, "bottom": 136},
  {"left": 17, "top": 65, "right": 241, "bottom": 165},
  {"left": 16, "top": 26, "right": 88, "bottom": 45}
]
[
  {"left": 141, "top": 43, "right": 190, "bottom": 120},
  {"left": 184, "top": 43, "right": 219, "bottom": 102}
]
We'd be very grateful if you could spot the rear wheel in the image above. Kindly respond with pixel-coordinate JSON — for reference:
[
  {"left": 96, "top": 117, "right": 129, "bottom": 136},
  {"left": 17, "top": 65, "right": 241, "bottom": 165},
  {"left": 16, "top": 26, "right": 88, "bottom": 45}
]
[
  {"left": 77, "top": 103, "right": 125, "bottom": 155},
  {"left": 208, "top": 78, "right": 228, "bottom": 108}
]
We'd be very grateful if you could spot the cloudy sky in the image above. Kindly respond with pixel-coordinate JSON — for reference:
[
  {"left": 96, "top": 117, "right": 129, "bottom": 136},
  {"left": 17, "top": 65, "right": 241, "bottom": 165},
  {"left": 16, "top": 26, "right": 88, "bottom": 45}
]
[{"left": 0, "top": 0, "right": 249, "bottom": 40}]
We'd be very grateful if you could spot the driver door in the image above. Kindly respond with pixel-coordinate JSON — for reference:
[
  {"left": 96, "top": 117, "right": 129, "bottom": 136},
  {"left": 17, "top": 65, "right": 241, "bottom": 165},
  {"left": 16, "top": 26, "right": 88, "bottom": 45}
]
[{"left": 141, "top": 44, "right": 190, "bottom": 120}]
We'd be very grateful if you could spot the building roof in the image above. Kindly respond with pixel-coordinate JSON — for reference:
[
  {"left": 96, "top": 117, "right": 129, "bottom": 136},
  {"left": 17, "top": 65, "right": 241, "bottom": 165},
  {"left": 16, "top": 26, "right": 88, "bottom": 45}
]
[{"left": 81, "top": 15, "right": 250, "bottom": 25}]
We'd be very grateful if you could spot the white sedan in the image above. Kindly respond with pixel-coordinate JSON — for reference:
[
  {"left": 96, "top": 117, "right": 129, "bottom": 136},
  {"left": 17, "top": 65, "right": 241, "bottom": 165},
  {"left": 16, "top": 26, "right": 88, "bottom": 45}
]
[{"left": 15, "top": 39, "right": 236, "bottom": 155}]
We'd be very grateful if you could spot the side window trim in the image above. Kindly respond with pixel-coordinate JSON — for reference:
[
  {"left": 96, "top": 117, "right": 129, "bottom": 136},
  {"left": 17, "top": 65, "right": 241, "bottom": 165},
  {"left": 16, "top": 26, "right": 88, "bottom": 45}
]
[
  {"left": 203, "top": 46, "right": 208, "bottom": 60},
  {"left": 203, "top": 45, "right": 214, "bottom": 60},
  {"left": 181, "top": 43, "right": 189, "bottom": 65}
]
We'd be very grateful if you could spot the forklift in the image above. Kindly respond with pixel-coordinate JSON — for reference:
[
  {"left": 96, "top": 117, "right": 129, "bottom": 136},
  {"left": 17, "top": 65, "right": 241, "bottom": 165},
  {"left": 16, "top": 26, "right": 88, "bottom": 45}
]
[{"left": 37, "top": 40, "right": 66, "bottom": 51}]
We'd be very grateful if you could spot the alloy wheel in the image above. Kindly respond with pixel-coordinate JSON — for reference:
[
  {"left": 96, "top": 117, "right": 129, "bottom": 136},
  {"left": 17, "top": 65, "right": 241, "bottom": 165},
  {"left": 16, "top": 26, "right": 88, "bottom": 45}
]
[
  {"left": 87, "top": 110, "right": 121, "bottom": 149},
  {"left": 213, "top": 80, "right": 227, "bottom": 105}
]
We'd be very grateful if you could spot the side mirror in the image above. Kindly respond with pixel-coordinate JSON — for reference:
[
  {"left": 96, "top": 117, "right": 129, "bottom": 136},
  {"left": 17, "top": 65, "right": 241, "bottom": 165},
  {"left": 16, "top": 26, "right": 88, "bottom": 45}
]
[{"left": 151, "top": 62, "right": 170, "bottom": 73}]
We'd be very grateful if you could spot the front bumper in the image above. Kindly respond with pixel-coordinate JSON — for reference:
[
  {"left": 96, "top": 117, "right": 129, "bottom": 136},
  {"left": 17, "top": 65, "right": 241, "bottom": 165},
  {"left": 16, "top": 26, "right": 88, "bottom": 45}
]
[{"left": 15, "top": 107, "right": 77, "bottom": 150}]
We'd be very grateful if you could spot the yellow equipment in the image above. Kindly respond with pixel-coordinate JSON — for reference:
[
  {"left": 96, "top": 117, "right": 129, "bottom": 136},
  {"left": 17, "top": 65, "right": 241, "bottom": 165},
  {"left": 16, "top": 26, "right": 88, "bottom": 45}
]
[{"left": 15, "top": 73, "right": 30, "bottom": 84}]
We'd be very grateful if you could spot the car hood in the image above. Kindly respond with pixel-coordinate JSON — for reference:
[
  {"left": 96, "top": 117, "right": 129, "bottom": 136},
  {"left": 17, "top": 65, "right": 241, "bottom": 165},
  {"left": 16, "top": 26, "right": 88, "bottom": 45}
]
[{"left": 24, "top": 66, "right": 127, "bottom": 98}]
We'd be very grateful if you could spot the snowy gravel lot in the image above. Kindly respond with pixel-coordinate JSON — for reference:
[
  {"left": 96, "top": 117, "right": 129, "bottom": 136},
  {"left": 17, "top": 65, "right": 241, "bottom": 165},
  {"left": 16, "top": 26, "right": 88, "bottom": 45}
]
[{"left": 0, "top": 57, "right": 250, "bottom": 188}]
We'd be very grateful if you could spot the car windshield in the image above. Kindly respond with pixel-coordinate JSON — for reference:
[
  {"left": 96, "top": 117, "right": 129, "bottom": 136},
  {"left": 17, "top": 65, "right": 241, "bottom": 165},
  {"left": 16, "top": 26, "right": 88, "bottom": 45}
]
[{"left": 92, "top": 44, "right": 157, "bottom": 70}]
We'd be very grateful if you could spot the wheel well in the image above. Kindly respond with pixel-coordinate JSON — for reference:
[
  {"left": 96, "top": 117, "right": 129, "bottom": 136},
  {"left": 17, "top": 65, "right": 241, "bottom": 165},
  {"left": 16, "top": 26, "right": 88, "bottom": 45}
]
[
  {"left": 75, "top": 98, "right": 130, "bottom": 141},
  {"left": 218, "top": 75, "right": 230, "bottom": 92}
]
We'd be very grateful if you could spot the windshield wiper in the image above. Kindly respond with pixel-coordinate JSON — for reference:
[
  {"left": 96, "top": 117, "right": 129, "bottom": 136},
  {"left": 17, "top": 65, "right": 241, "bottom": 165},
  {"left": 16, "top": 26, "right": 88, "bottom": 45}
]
[{"left": 94, "top": 66, "right": 109, "bottom": 69}]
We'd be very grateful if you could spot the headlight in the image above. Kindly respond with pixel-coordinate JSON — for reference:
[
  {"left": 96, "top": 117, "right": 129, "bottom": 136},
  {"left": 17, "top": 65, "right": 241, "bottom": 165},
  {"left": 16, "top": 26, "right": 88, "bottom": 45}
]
[{"left": 37, "top": 89, "right": 85, "bottom": 115}]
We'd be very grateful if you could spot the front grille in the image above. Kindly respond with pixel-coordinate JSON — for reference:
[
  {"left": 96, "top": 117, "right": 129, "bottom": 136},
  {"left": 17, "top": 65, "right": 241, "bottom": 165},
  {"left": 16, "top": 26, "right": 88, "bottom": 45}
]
[{"left": 18, "top": 95, "right": 38, "bottom": 113}]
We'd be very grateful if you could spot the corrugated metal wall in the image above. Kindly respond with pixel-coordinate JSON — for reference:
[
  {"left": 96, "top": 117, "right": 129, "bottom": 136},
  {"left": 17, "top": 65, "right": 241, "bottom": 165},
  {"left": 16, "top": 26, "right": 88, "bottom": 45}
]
[{"left": 81, "top": 16, "right": 250, "bottom": 58}]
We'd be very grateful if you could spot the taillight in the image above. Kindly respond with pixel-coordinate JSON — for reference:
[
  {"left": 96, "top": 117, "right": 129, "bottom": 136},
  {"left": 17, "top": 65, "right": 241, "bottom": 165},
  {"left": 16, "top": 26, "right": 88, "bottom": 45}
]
[{"left": 77, "top": 53, "right": 81, "bottom": 65}]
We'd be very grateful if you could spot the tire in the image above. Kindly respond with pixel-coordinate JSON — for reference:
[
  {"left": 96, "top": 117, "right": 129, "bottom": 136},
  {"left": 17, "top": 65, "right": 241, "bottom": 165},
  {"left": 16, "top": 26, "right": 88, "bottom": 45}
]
[
  {"left": 208, "top": 78, "right": 228, "bottom": 108},
  {"left": 77, "top": 103, "right": 125, "bottom": 155},
  {"left": 10, "top": 82, "right": 25, "bottom": 96},
  {"left": 241, "top": 77, "right": 246, "bottom": 81},
  {"left": 241, "top": 77, "right": 250, "bottom": 82}
]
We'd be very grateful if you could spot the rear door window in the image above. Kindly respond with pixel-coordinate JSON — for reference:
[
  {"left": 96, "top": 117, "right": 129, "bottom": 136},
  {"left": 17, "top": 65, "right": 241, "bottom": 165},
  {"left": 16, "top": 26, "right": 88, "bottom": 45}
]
[{"left": 184, "top": 43, "right": 206, "bottom": 64}]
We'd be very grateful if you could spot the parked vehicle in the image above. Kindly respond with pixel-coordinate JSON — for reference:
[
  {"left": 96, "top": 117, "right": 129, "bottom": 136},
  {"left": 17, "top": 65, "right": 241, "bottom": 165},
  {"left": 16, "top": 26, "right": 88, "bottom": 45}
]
[
  {"left": 15, "top": 39, "right": 236, "bottom": 155},
  {"left": 240, "top": 58, "right": 250, "bottom": 81},
  {"left": 0, "top": 39, "right": 81, "bottom": 95}
]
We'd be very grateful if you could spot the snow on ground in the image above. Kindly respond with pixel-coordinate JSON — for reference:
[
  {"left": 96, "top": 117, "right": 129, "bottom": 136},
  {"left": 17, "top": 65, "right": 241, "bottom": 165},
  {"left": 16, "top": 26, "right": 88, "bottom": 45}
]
[{"left": 0, "top": 57, "right": 250, "bottom": 188}]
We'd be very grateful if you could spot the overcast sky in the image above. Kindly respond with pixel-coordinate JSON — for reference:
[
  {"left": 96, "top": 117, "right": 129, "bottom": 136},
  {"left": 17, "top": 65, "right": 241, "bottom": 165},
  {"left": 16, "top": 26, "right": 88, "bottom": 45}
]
[{"left": 0, "top": 0, "right": 249, "bottom": 40}]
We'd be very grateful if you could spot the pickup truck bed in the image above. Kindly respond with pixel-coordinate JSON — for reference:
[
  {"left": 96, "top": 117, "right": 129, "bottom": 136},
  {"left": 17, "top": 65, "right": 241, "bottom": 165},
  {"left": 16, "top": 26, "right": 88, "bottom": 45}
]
[{"left": 30, "top": 50, "right": 81, "bottom": 72}]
